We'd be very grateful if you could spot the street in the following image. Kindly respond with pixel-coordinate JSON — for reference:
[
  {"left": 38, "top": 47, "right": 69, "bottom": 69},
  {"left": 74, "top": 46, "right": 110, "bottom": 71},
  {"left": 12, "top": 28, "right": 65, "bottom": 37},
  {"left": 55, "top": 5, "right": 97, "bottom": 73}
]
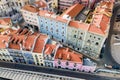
[{"left": 0, "top": 61, "right": 119, "bottom": 80}]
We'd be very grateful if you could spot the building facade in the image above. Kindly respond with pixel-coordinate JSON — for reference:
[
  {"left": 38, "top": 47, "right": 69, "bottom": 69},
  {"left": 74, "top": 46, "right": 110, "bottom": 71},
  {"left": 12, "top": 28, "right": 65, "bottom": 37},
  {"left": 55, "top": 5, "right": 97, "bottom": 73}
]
[
  {"left": 51, "top": 0, "right": 96, "bottom": 13},
  {"left": 0, "top": 0, "right": 28, "bottom": 23},
  {"left": 21, "top": 5, "right": 39, "bottom": 29},
  {"left": 0, "top": 28, "right": 97, "bottom": 72},
  {"left": 43, "top": 39, "right": 60, "bottom": 67},
  {"left": 39, "top": 13, "right": 68, "bottom": 43}
]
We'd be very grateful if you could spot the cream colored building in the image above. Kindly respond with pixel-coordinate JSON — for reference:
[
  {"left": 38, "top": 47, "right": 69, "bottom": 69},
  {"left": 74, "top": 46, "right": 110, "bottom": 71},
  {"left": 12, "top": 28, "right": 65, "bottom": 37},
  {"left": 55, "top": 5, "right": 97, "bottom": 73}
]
[{"left": 21, "top": 5, "right": 39, "bottom": 30}]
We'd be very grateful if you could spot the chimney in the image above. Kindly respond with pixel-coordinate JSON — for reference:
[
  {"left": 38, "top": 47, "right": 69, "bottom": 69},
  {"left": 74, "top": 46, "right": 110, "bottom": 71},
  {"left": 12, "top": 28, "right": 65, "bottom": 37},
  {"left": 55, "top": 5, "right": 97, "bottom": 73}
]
[
  {"left": 58, "top": 53, "right": 62, "bottom": 59},
  {"left": 66, "top": 48, "right": 69, "bottom": 52},
  {"left": 2, "top": 40, "right": 8, "bottom": 48},
  {"left": 67, "top": 53, "right": 70, "bottom": 60}
]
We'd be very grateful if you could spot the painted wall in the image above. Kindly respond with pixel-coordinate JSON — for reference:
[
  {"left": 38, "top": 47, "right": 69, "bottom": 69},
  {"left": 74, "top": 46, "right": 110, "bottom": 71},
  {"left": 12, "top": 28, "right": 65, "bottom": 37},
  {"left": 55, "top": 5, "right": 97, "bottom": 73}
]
[
  {"left": 8, "top": 49, "right": 26, "bottom": 63},
  {"left": 0, "top": 49, "right": 13, "bottom": 62},
  {"left": 82, "top": 32, "right": 105, "bottom": 58},
  {"left": 39, "top": 16, "right": 67, "bottom": 43},
  {"left": 32, "top": 53, "right": 44, "bottom": 66},
  {"left": 21, "top": 9, "right": 39, "bottom": 27}
]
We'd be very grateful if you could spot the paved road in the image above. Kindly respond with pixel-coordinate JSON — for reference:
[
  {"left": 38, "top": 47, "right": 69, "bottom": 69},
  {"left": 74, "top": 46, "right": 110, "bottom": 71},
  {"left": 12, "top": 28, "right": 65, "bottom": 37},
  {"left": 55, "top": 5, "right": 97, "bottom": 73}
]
[{"left": 0, "top": 61, "right": 119, "bottom": 80}]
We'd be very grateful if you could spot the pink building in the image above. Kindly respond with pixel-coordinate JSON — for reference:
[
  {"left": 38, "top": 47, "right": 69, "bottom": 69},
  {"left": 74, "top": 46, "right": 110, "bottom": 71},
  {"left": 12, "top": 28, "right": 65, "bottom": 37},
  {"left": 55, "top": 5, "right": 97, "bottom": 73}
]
[
  {"left": 54, "top": 47, "right": 96, "bottom": 72},
  {"left": 54, "top": 48, "right": 83, "bottom": 71}
]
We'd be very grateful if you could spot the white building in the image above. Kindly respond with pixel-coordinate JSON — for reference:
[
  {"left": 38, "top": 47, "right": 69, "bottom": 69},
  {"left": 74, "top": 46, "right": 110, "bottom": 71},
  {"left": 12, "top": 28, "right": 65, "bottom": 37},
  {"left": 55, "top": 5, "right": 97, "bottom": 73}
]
[{"left": 21, "top": 4, "right": 39, "bottom": 30}]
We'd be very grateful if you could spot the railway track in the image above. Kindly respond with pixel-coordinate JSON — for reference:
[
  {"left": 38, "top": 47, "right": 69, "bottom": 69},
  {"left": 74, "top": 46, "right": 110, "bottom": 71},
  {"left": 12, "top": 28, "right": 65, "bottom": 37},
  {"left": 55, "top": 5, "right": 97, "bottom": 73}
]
[{"left": 0, "top": 67, "right": 83, "bottom": 80}]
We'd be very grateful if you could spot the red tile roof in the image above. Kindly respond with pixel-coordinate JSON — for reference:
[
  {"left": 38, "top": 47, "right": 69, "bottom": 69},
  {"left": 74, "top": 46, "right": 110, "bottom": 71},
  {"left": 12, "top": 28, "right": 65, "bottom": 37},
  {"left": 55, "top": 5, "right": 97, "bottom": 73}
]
[
  {"left": 0, "top": 18, "right": 11, "bottom": 26},
  {"left": 33, "top": 34, "right": 48, "bottom": 53},
  {"left": 61, "top": 4, "right": 85, "bottom": 18},
  {"left": 88, "top": 24, "right": 105, "bottom": 35},
  {"left": 69, "top": 21, "right": 90, "bottom": 31},
  {"left": 35, "top": 1, "right": 47, "bottom": 8},
  {"left": 44, "top": 44, "right": 57, "bottom": 55},
  {"left": 55, "top": 47, "right": 83, "bottom": 63},
  {"left": 89, "top": 0, "right": 113, "bottom": 35},
  {"left": 39, "top": 10, "right": 68, "bottom": 23},
  {"left": 22, "top": 5, "right": 39, "bottom": 13},
  {"left": 0, "top": 28, "right": 48, "bottom": 53}
]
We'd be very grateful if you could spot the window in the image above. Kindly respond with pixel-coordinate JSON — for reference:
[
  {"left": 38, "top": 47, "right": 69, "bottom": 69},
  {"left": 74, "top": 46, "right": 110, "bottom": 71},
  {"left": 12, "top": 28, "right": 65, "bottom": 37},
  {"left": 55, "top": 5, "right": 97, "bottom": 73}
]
[
  {"left": 79, "top": 37, "right": 82, "bottom": 40},
  {"left": 66, "top": 62, "right": 69, "bottom": 66},
  {"left": 74, "top": 63, "right": 77, "bottom": 67},
  {"left": 62, "top": 31, "right": 64, "bottom": 34},
  {"left": 98, "top": 38, "right": 101, "bottom": 40},
  {"left": 95, "top": 42, "right": 99, "bottom": 46},
  {"left": 74, "top": 35, "right": 76, "bottom": 38},
  {"left": 56, "top": 29, "right": 58, "bottom": 32},
  {"left": 87, "top": 40, "right": 91, "bottom": 43},
  {"left": 19, "top": 3, "right": 22, "bottom": 6},
  {"left": 58, "top": 60, "right": 61, "bottom": 65},
  {"left": 35, "top": 55, "right": 39, "bottom": 62}
]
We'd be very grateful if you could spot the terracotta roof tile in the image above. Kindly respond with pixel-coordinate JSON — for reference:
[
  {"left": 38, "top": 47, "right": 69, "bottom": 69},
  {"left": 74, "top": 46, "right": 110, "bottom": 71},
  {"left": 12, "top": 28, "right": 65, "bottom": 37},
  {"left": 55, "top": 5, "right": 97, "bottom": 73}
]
[
  {"left": 61, "top": 4, "right": 85, "bottom": 18},
  {"left": 44, "top": 44, "right": 56, "bottom": 55},
  {"left": 69, "top": 21, "right": 90, "bottom": 30},
  {"left": 0, "top": 18, "right": 11, "bottom": 26},
  {"left": 56, "top": 16, "right": 68, "bottom": 23},
  {"left": 0, "top": 28, "right": 49, "bottom": 53},
  {"left": 22, "top": 5, "right": 39, "bottom": 13},
  {"left": 35, "top": 1, "right": 47, "bottom": 8},
  {"left": 33, "top": 34, "right": 48, "bottom": 53},
  {"left": 39, "top": 10, "right": 68, "bottom": 23},
  {"left": 89, "top": 0, "right": 113, "bottom": 36},
  {"left": 55, "top": 47, "right": 83, "bottom": 63},
  {"left": 88, "top": 24, "right": 105, "bottom": 35}
]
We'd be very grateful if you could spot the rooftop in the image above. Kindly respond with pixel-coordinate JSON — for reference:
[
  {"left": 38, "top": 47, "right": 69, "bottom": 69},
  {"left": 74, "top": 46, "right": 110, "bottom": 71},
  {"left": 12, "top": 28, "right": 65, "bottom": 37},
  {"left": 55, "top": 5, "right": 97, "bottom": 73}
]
[
  {"left": 0, "top": 17, "right": 11, "bottom": 26},
  {"left": 55, "top": 48, "right": 83, "bottom": 63},
  {"left": 69, "top": 21, "right": 90, "bottom": 31},
  {"left": 35, "top": 1, "right": 47, "bottom": 8},
  {"left": 0, "top": 28, "right": 49, "bottom": 53},
  {"left": 61, "top": 4, "right": 85, "bottom": 18},
  {"left": 44, "top": 44, "right": 57, "bottom": 55},
  {"left": 22, "top": 5, "right": 39, "bottom": 13}
]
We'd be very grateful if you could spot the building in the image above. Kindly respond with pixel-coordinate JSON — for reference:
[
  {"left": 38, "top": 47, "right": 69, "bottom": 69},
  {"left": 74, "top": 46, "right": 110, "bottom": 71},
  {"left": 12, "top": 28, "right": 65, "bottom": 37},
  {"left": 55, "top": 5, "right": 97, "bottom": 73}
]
[
  {"left": 0, "top": 0, "right": 28, "bottom": 24},
  {"left": 54, "top": 47, "right": 96, "bottom": 72},
  {"left": 82, "top": 1, "right": 113, "bottom": 58},
  {"left": 0, "top": 28, "right": 96, "bottom": 72},
  {"left": 51, "top": 0, "right": 96, "bottom": 13},
  {"left": 0, "top": 0, "right": 13, "bottom": 18},
  {"left": 43, "top": 39, "right": 60, "bottom": 67},
  {"left": 38, "top": 3, "right": 85, "bottom": 43},
  {"left": 54, "top": 47, "right": 83, "bottom": 70},
  {"left": 11, "top": 0, "right": 29, "bottom": 10},
  {"left": 21, "top": 4, "right": 39, "bottom": 30},
  {"left": 21, "top": 1, "right": 47, "bottom": 31},
  {"left": 0, "top": 28, "right": 49, "bottom": 65},
  {"left": 39, "top": 0, "right": 113, "bottom": 59}
]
